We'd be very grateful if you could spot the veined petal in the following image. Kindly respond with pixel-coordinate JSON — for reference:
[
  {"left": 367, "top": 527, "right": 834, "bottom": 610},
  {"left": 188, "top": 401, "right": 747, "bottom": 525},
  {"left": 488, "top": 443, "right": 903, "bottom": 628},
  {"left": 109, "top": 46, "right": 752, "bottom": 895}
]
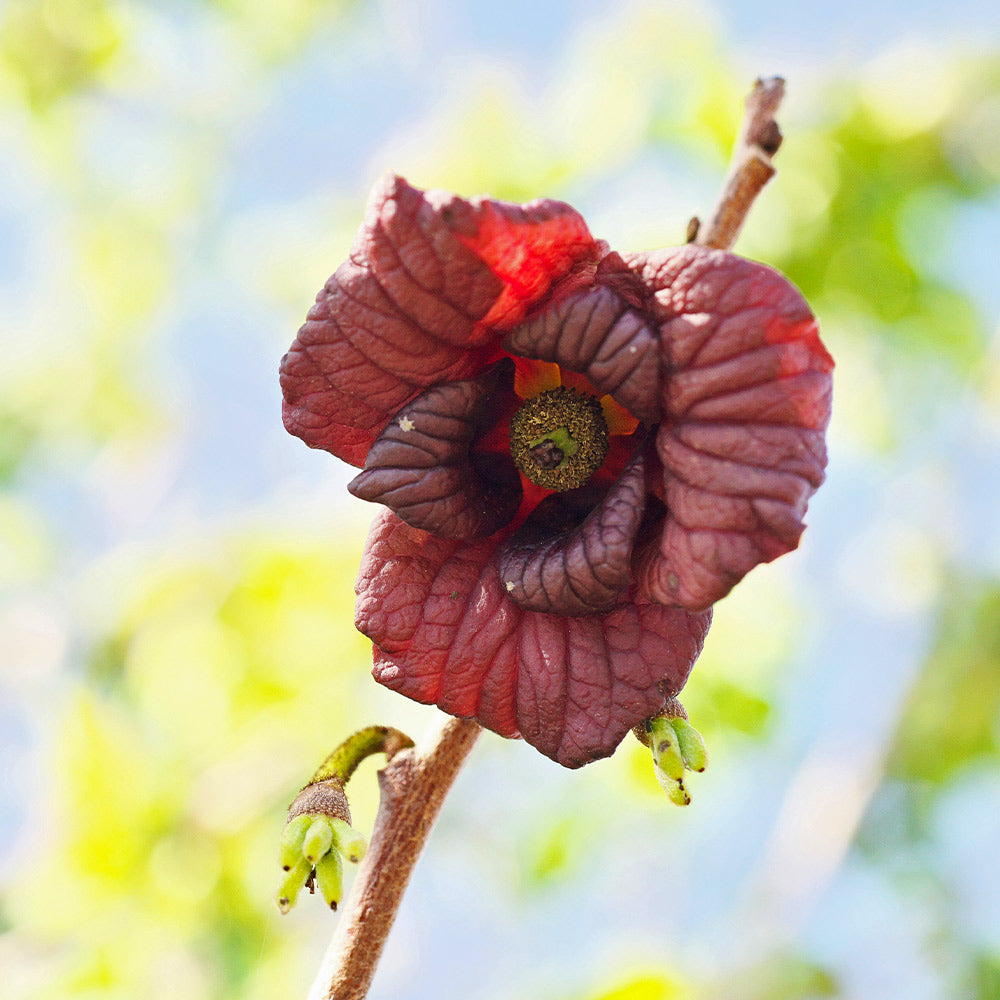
[
  {"left": 497, "top": 449, "right": 646, "bottom": 615},
  {"left": 280, "top": 175, "right": 601, "bottom": 466},
  {"left": 348, "top": 362, "right": 522, "bottom": 540},
  {"left": 356, "top": 509, "right": 711, "bottom": 768},
  {"left": 626, "top": 245, "right": 833, "bottom": 611},
  {"left": 504, "top": 285, "right": 661, "bottom": 423}
]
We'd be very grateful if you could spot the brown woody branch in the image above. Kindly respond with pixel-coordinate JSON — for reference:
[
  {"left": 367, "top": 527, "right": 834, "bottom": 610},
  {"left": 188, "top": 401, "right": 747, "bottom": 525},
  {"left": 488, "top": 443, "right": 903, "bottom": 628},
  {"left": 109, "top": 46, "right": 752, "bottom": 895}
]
[
  {"left": 693, "top": 75, "right": 785, "bottom": 251},
  {"left": 306, "top": 715, "right": 481, "bottom": 1000}
]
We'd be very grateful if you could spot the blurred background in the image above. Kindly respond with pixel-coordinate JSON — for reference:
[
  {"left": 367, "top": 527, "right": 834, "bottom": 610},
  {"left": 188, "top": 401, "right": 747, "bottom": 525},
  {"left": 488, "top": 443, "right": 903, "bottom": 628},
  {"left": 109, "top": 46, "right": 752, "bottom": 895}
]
[{"left": 2, "top": 0, "right": 1000, "bottom": 998}]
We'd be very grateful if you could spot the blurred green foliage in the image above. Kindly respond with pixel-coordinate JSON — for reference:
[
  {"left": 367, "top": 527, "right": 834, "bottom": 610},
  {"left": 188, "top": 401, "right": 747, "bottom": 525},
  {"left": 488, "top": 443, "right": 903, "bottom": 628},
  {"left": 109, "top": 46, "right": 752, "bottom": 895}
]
[
  {"left": 888, "top": 577, "right": 1000, "bottom": 785},
  {"left": 973, "top": 953, "right": 1000, "bottom": 1000},
  {"left": 771, "top": 63, "right": 998, "bottom": 373},
  {"left": 4, "top": 538, "right": 373, "bottom": 999},
  {"left": 0, "top": 0, "right": 122, "bottom": 110},
  {"left": 578, "top": 972, "right": 686, "bottom": 1000}
]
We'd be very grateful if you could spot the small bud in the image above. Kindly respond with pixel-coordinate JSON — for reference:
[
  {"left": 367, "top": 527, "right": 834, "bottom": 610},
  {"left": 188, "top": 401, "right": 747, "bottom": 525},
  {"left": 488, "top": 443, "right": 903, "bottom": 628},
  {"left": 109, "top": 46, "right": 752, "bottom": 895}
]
[
  {"left": 331, "top": 819, "right": 367, "bottom": 864},
  {"left": 275, "top": 857, "right": 312, "bottom": 914},
  {"left": 637, "top": 700, "right": 709, "bottom": 806},
  {"left": 279, "top": 813, "right": 312, "bottom": 870},
  {"left": 654, "top": 766, "right": 691, "bottom": 806},
  {"left": 302, "top": 816, "right": 334, "bottom": 864},
  {"left": 314, "top": 849, "right": 344, "bottom": 910},
  {"left": 670, "top": 717, "right": 708, "bottom": 772},
  {"left": 649, "top": 716, "right": 685, "bottom": 781},
  {"left": 277, "top": 726, "right": 414, "bottom": 915}
]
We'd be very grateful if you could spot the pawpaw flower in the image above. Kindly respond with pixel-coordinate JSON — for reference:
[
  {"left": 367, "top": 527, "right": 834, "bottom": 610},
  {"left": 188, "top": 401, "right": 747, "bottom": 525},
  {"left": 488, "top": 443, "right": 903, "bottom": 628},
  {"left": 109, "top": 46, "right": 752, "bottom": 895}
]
[{"left": 280, "top": 175, "right": 832, "bottom": 768}]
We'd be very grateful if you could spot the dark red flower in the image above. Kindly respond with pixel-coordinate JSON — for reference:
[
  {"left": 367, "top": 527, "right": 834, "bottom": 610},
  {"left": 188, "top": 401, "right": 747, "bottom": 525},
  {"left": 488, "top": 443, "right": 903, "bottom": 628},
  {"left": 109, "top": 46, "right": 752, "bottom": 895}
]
[{"left": 280, "top": 175, "right": 833, "bottom": 768}]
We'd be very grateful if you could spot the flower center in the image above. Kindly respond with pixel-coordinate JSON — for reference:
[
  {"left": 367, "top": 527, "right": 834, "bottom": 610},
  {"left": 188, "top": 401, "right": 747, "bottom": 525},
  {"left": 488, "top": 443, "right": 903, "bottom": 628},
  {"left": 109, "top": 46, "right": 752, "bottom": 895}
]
[{"left": 509, "top": 386, "right": 609, "bottom": 491}]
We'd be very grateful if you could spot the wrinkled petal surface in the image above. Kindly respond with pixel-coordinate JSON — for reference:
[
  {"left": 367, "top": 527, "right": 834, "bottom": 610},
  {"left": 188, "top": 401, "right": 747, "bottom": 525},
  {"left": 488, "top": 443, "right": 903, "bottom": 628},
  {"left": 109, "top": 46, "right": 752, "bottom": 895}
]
[
  {"left": 497, "top": 449, "right": 647, "bottom": 615},
  {"left": 356, "top": 509, "right": 712, "bottom": 768},
  {"left": 627, "top": 245, "right": 833, "bottom": 611},
  {"left": 280, "top": 174, "right": 599, "bottom": 465},
  {"left": 504, "top": 285, "right": 661, "bottom": 422},
  {"left": 348, "top": 362, "right": 522, "bottom": 540}
]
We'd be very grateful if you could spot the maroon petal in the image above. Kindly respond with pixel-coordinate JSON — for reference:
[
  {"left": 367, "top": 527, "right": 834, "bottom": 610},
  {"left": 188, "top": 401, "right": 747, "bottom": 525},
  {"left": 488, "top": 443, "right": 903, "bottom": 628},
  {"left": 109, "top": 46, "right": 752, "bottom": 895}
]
[
  {"left": 280, "top": 175, "right": 600, "bottom": 466},
  {"left": 626, "top": 245, "right": 833, "bottom": 611},
  {"left": 504, "top": 285, "right": 661, "bottom": 423},
  {"left": 347, "top": 363, "right": 522, "bottom": 540},
  {"left": 497, "top": 450, "right": 646, "bottom": 615},
  {"left": 356, "top": 509, "right": 712, "bottom": 768},
  {"left": 515, "top": 590, "right": 709, "bottom": 766}
]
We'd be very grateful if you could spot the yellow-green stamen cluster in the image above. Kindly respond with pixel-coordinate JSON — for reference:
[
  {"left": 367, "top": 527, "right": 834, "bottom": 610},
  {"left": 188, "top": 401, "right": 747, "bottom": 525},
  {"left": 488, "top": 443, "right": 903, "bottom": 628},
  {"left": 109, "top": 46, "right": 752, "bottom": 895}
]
[{"left": 509, "top": 386, "right": 609, "bottom": 491}]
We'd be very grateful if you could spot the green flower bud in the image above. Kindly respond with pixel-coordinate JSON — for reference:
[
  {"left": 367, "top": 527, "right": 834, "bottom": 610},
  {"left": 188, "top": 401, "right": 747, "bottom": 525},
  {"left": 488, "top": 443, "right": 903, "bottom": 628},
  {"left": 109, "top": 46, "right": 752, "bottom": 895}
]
[
  {"left": 302, "top": 816, "right": 334, "bottom": 864},
  {"left": 275, "top": 856, "right": 312, "bottom": 914},
  {"left": 670, "top": 717, "right": 708, "bottom": 773},
  {"left": 279, "top": 813, "right": 313, "bottom": 871},
  {"left": 649, "top": 715, "right": 686, "bottom": 781},
  {"left": 331, "top": 818, "right": 367, "bottom": 864},
  {"left": 654, "top": 766, "right": 691, "bottom": 806},
  {"left": 315, "top": 849, "right": 345, "bottom": 911}
]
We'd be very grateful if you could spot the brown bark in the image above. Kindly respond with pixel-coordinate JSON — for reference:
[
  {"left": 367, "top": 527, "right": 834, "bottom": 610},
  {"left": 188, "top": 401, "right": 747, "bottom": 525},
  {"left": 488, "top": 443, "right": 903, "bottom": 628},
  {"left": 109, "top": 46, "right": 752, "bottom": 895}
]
[
  {"left": 694, "top": 76, "right": 786, "bottom": 251},
  {"left": 306, "top": 715, "right": 481, "bottom": 1000}
]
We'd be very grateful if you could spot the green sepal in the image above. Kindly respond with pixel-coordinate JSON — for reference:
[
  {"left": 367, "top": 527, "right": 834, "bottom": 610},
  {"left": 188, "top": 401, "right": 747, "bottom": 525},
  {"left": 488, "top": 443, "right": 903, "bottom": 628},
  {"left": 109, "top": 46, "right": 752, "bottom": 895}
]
[
  {"left": 315, "top": 849, "right": 344, "bottom": 910},
  {"left": 275, "top": 856, "right": 312, "bottom": 914},
  {"left": 331, "top": 818, "right": 367, "bottom": 864}
]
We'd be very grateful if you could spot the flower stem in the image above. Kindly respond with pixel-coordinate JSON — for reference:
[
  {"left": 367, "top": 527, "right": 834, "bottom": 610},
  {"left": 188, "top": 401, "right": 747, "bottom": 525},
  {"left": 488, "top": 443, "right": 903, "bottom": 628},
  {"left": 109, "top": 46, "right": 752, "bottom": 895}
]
[
  {"left": 306, "top": 714, "right": 481, "bottom": 1000},
  {"left": 693, "top": 75, "right": 786, "bottom": 251}
]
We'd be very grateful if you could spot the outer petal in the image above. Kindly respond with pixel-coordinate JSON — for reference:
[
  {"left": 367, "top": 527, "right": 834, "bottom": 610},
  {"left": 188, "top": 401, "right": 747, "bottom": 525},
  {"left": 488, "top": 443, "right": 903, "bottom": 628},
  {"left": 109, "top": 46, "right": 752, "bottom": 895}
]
[
  {"left": 280, "top": 175, "right": 600, "bottom": 466},
  {"left": 627, "top": 245, "right": 834, "bottom": 611},
  {"left": 347, "top": 361, "right": 521, "bottom": 540},
  {"left": 503, "top": 285, "right": 661, "bottom": 423},
  {"left": 356, "top": 509, "right": 711, "bottom": 768},
  {"left": 497, "top": 450, "right": 646, "bottom": 615}
]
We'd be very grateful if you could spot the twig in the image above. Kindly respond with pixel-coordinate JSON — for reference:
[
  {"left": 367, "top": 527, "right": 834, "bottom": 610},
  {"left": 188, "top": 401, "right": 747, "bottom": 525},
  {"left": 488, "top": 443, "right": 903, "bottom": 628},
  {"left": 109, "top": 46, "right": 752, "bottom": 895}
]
[
  {"left": 306, "top": 715, "right": 481, "bottom": 1000},
  {"left": 693, "top": 76, "right": 786, "bottom": 251}
]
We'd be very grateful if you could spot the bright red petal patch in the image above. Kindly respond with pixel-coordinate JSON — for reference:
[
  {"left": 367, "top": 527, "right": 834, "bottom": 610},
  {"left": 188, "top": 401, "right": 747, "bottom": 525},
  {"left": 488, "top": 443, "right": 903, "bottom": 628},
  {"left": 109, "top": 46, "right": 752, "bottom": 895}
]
[
  {"left": 356, "top": 509, "right": 711, "bottom": 768},
  {"left": 280, "top": 175, "right": 601, "bottom": 466}
]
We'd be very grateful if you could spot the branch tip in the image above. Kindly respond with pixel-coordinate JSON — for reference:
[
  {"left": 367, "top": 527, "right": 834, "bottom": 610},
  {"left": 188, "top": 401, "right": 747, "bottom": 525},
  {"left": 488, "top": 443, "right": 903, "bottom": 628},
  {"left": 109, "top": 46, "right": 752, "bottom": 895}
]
[{"left": 695, "top": 75, "right": 787, "bottom": 251}]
